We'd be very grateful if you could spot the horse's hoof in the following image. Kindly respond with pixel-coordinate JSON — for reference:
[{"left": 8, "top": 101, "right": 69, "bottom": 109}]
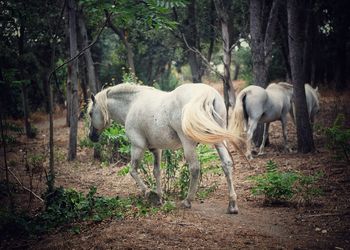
[
  {"left": 146, "top": 190, "right": 163, "bottom": 206},
  {"left": 181, "top": 199, "right": 191, "bottom": 209},
  {"left": 284, "top": 147, "right": 293, "bottom": 153},
  {"left": 246, "top": 154, "right": 254, "bottom": 160},
  {"left": 258, "top": 151, "right": 266, "bottom": 156},
  {"left": 227, "top": 201, "right": 239, "bottom": 214}
]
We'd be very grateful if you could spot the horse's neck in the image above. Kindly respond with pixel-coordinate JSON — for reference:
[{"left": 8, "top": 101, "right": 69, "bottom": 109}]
[{"left": 107, "top": 92, "right": 138, "bottom": 125}]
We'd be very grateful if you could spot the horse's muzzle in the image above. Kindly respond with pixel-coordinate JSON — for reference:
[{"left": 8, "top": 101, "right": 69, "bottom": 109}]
[{"left": 89, "top": 127, "right": 100, "bottom": 142}]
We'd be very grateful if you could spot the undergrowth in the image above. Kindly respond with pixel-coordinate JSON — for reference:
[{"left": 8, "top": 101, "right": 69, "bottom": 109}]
[
  {"left": 322, "top": 114, "right": 350, "bottom": 162},
  {"left": 0, "top": 186, "right": 175, "bottom": 239},
  {"left": 249, "top": 160, "right": 323, "bottom": 205}
]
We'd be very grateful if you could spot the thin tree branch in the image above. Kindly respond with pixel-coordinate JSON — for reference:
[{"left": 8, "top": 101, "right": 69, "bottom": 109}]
[
  {"left": 182, "top": 34, "right": 224, "bottom": 80},
  {"left": 48, "top": 11, "right": 112, "bottom": 83},
  {"left": 0, "top": 166, "right": 44, "bottom": 202}
]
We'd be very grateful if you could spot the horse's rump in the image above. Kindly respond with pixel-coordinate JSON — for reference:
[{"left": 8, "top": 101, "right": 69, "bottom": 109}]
[{"left": 181, "top": 87, "right": 243, "bottom": 150}]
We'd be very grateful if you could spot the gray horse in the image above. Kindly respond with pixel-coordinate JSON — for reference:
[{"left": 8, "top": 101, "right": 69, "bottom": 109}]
[
  {"left": 87, "top": 83, "right": 243, "bottom": 214},
  {"left": 230, "top": 82, "right": 294, "bottom": 159},
  {"left": 290, "top": 83, "right": 321, "bottom": 127}
]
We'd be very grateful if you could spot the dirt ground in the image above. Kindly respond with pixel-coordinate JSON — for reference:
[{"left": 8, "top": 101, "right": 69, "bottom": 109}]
[{"left": 1, "top": 85, "right": 350, "bottom": 249}]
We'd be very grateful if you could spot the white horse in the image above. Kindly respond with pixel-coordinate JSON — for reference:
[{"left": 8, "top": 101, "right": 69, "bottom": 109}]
[
  {"left": 87, "top": 83, "right": 243, "bottom": 214},
  {"left": 290, "top": 83, "right": 320, "bottom": 127},
  {"left": 230, "top": 82, "right": 294, "bottom": 159}
]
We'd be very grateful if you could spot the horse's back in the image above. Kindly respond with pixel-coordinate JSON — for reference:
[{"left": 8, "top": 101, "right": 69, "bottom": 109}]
[
  {"left": 172, "top": 83, "right": 223, "bottom": 104},
  {"left": 125, "top": 83, "right": 225, "bottom": 150}
]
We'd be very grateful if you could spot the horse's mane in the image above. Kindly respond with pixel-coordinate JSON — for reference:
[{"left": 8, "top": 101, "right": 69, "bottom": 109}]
[{"left": 87, "top": 83, "right": 155, "bottom": 127}]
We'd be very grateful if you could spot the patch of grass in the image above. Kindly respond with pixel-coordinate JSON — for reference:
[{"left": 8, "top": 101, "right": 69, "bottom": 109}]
[
  {"left": 293, "top": 172, "right": 324, "bottom": 205},
  {"left": 160, "top": 200, "right": 176, "bottom": 213},
  {"left": 117, "top": 165, "right": 130, "bottom": 176},
  {"left": 249, "top": 160, "right": 323, "bottom": 205},
  {"left": 197, "top": 182, "right": 218, "bottom": 200}
]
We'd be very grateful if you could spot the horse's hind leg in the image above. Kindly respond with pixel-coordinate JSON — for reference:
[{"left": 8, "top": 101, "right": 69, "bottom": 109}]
[
  {"left": 129, "top": 145, "right": 149, "bottom": 195},
  {"left": 281, "top": 117, "right": 291, "bottom": 152},
  {"left": 215, "top": 143, "right": 238, "bottom": 214},
  {"left": 180, "top": 139, "right": 200, "bottom": 209},
  {"left": 246, "top": 119, "right": 258, "bottom": 159},
  {"left": 258, "top": 123, "right": 270, "bottom": 155},
  {"left": 150, "top": 148, "right": 163, "bottom": 205}
]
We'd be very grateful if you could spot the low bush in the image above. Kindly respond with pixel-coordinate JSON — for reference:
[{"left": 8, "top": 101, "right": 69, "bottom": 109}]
[
  {"left": 323, "top": 114, "right": 350, "bottom": 162},
  {"left": 249, "top": 160, "right": 323, "bottom": 205}
]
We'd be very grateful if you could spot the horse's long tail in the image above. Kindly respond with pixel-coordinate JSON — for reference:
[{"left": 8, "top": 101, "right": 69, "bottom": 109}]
[
  {"left": 228, "top": 90, "right": 248, "bottom": 137},
  {"left": 181, "top": 91, "right": 243, "bottom": 152}
]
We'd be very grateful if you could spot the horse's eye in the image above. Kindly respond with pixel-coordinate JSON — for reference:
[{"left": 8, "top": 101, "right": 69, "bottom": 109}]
[{"left": 89, "top": 112, "right": 92, "bottom": 117}]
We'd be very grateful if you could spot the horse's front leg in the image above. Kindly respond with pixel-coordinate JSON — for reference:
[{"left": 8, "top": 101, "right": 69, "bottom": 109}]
[
  {"left": 258, "top": 123, "right": 270, "bottom": 155},
  {"left": 150, "top": 148, "right": 163, "bottom": 205},
  {"left": 215, "top": 143, "right": 238, "bottom": 214},
  {"left": 181, "top": 140, "right": 200, "bottom": 209},
  {"left": 129, "top": 145, "right": 149, "bottom": 196}
]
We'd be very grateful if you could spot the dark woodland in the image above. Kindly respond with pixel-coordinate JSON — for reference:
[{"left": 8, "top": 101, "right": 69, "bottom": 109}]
[{"left": 1, "top": 0, "right": 349, "bottom": 249}]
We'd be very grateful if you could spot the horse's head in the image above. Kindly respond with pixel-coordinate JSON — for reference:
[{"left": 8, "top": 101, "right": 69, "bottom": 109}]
[{"left": 87, "top": 93, "right": 109, "bottom": 142}]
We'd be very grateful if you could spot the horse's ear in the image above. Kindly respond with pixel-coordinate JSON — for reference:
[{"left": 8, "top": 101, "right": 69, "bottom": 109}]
[
  {"left": 315, "top": 86, "right": 319, "bottom": 92},
  {"left": 91, "top": 94, "right": 96, "bottom": 103}
]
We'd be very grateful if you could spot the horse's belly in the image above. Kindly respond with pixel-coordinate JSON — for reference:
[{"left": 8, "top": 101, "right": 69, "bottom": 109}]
[
  {"left": 146, "top": 127, "right": 182, "bottom": 150},
  {"left": 259, "top": 112, "right": 280, "bottom": 123}
]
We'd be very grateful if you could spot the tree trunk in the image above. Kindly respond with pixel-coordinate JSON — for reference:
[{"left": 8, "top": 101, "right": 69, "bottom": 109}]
[
  {"left": 17, "top": 13, "right": 34, "bottom": 139},
  {"left": 334, "top": 3, "right": 349, "bottom": 91},
  {"left": 250, "top": 0, "right": 267, "bottom": 87},
  {"left": 249, "top": 0, "right": 281, "bottom": 146},
  {"left": 66, "top": 75, "right": 71, "bottom": 127},
  {"left": 78, "top": 9, "right": 98, "bottom": 94},
  {"left": 207, "top": 0, "right": 216, "bottom": 64},
  {"left": 287, "top": 0, "right": 315, "bottom": 153},
  {"left": 278, "top": 14, "right": 292, "bottom": 82},
  {"left": 185, "top": 0, "right": 202, "bottom": 83},
  {"left": 214, "top": 0, "right": 236, "bottom": 115},
  {"left": 67, "top": 0, "right": 79, "bottom": 161},
  {"left": 105, "top": 11, "right": 136, "bottom": 76},
  {"left": 21, "top": 85, "right": 35, "bottom": 138},
  {"left": 302, "top": 0, "right": 314, "bottom": 85}
]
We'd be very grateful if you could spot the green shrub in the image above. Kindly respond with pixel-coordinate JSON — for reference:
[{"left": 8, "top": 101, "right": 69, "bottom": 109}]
[
  {"left": 165, "top": 145, "right": 220, "bottom": 200},
  {"left": 249, "top": 160, "right": 323, "bottom": 205},
  {"left": 0, "top": 122, "right": 23, "bottom": 144},
  {"left": 323, "top": 114, "right": 350, "bottom": 162},
  {"left": 0, "top": 186, "right": 170, "bottom": 238},
  {"left": 80, "top": 121, "right": 131, "bottom": 164},
  {"left": 250, "top": 160, "right": 298, "bottom": 203}
]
